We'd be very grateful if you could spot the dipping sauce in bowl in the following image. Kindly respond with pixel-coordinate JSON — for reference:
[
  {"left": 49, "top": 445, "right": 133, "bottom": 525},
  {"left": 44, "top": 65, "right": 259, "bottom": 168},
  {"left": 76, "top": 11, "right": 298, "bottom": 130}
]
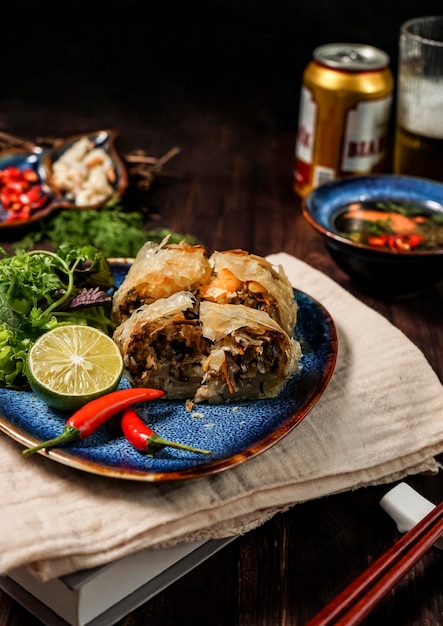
[
  {"left": 302, "top": 174, "right": 443, "bottom": 298},
  {"left": 333, "top": 199, "right": 443, "bottom": 252}
]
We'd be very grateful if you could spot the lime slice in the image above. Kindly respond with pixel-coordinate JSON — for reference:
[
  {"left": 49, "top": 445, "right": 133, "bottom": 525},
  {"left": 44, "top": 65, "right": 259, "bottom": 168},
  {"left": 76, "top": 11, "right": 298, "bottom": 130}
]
[{"left": 27, "top": 325, "right": 124, "bottom": 411}]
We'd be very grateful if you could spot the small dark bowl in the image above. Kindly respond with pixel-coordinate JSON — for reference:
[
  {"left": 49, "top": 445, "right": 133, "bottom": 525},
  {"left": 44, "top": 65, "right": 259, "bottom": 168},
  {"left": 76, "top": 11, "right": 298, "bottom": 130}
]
[{"left": 302, "top": 175, "right": 443, "bottom": 298}]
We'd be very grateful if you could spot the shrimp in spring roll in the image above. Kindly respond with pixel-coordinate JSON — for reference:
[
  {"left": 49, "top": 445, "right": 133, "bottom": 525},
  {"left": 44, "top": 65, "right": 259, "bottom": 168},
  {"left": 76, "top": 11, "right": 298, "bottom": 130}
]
[
  {"left": 199, "top": 249, "right": 297, "bottom": 336},
  {"left": 194, "top": 301, "right": 302, "bottom": 404},
  {"left": 113, "top": 291, "right": 209, "bottom": 399},
  {"left": 112, "top": 238, "right": 211, "bottom": 323}
]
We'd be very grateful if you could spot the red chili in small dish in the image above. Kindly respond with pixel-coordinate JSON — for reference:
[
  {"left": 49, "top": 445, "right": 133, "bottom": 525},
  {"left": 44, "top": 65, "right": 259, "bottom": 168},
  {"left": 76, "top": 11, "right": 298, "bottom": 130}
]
[{"left": 0, "top": 165, "right": 48, "bottom": 222}]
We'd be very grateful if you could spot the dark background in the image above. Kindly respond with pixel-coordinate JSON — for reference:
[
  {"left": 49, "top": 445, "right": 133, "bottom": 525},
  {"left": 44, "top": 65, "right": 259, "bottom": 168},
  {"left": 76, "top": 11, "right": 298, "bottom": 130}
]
[
  {"left": 1, "top": 5, "right": 443, "bottom": 626},
  {"left": 2, "top": 0, "right": 443, "bottom": 142}
]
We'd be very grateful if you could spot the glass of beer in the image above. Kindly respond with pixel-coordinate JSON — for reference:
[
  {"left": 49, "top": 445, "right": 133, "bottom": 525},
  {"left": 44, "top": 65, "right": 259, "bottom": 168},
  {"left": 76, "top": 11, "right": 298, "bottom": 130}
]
[{"left": 394, "top": 16, "right": 443, "bottom": 182}]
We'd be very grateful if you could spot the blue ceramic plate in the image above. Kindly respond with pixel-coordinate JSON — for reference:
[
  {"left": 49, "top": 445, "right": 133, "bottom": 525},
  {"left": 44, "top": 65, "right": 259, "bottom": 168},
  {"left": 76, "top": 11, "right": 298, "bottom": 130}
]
[
  {"left": 0, "top": 130, "right": 128, "bottom": 228},
  {"left": 0, "top": 262, "right": 337, "bottom": 482}
]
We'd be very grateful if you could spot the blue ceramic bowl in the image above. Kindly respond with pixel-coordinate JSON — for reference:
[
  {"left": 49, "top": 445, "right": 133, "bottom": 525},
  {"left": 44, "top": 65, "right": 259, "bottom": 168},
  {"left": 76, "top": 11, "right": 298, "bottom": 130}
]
[{"left": 302, "top": 175, "right": 443, "bottom": 297}]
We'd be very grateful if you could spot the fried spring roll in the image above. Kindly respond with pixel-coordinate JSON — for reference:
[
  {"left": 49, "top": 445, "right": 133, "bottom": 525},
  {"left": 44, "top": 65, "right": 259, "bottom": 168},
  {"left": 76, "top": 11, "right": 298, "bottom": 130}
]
[
  {"left": 199, "top": 249, "right": 297, "bottom": 335},
  {"left": 195, "top": 301, "right": 302, "bottom": 404},
  {"left": 112, "top": 238, "right": 211, "bottom": 323},
  {"left": 113, "top": 291, "right": 209, "bottom": 399}
]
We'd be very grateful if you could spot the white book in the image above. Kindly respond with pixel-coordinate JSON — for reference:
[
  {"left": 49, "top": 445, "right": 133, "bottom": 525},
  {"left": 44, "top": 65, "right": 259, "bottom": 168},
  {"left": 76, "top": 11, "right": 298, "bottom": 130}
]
[{"left": 0, "top": 537, "right": 236, "bottom": 626}]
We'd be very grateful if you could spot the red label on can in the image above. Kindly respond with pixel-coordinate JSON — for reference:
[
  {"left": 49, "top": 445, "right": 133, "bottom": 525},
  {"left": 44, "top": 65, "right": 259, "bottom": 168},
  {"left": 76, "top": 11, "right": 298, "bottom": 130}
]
[{"left": 294, "top": 158, "right": 311, "bottom": 188}]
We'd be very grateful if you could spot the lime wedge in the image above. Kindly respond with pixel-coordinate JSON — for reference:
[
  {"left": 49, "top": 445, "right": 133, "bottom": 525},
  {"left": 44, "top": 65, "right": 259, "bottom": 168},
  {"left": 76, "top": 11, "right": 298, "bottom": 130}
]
[{"left": 26, "top": 325, "right": 124, "bottom": 411}]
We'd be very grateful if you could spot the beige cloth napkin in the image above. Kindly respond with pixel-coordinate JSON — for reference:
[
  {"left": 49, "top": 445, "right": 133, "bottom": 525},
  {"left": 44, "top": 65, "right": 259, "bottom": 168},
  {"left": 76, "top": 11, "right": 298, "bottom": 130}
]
[{"left": 1, "top": 253, "right": 443, "bottom": 582}]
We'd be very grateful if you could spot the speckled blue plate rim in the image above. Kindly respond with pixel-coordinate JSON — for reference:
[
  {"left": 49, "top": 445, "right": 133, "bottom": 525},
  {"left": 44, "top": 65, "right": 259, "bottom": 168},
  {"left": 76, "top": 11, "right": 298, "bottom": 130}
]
[{"left": 0, "top": 263, "right": 338, "bottom": 482}]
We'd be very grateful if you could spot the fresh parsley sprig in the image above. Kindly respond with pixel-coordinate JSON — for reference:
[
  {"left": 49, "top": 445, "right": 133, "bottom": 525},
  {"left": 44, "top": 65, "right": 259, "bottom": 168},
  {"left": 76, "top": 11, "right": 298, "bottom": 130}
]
[
  {"left": 16, "top": 200, "right": 201, "bottom": 257},
  {"left": 17, "top": 201, "right": 150, "bottom": 258}
]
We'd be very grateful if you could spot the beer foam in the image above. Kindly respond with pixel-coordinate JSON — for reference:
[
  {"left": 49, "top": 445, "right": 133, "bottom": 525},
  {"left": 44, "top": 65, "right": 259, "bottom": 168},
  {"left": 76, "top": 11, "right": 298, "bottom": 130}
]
[{"left": 399, "top": 79, "right": 443, "bottom": 138}]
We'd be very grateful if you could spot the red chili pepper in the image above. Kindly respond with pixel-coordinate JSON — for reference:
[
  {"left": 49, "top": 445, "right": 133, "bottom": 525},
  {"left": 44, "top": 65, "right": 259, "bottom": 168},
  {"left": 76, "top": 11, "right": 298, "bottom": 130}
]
[
  {"left": 386, "top": 234, "right": 425, "bottom": 251},
  {"left": 29, "top": 186, "right": 44, "bottom": 203},
  {"left": 367, "top": 234, "right": 388, "bottom": 248},
  {"left": 0, "top": 165, "right": 48, "bottom": 222},
  {"left": 367, "top": 233, "right": 426, "bottom": 252},
  {"left": 121, "top": 407, "right": 211, "bottom": 456},
  {"left": 3, "top": 166, "right": 21, "bottom": 178},
  {"left": 0, "top": 191, "right": 11, "bottom": 208},
  {"left": 22, "top": 388, "right": 165, "bottom": 457},
  {"left": 9, "top": 180, "right": 28, "bottom": 193},
  {"left": 23, "top": 168, "right": 39, "bottom": 183},
  {"left": 406, "top": 234, "right": 425, "bottom": 249}
]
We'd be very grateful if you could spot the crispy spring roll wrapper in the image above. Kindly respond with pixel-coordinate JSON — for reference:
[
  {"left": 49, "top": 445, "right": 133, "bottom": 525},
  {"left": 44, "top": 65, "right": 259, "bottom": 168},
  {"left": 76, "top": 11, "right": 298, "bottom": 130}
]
[
  {"left": 199, "top": 249, "right": 297, "bottom": 336},
  {"left": 195, "top": 301, "right": 302, "bottom": 404},
  {"left": 113, "top": 291, "right": 209, "bottom": 399},
  {"left": 112, "top": 238, "right": 211, "bottom": 323}
]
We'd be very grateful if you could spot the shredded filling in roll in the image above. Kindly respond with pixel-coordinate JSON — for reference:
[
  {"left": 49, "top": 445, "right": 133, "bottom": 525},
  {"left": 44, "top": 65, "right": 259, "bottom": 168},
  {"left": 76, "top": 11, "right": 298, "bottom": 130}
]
[
  {"left": 113, "top": 292, "right": 209, "bottom": 399},
  {"left": 194, "top": 301, "right": 301, "bottom": 404}
]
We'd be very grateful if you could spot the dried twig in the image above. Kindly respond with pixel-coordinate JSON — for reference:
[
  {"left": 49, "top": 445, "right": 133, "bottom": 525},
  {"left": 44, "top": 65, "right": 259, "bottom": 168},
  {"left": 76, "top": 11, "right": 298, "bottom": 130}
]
[
  {"left": 123, "top": 146, "right": 181, "bottom": 190},
  {"left": 0, "top": 130, "right": 37, "bottom": 151},
  {"left": 0, "top": 131, "right": 181, "bottom": 192}
]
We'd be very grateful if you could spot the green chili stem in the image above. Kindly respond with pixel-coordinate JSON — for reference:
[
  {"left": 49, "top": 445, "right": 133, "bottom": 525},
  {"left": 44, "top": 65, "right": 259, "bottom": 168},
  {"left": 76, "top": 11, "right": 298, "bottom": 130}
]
[
  {"left": 147, "top": 434, "right": 211, "bottom": 455},
  {"left": 22, "top": 425, "right": 81, "bottom": 456}
]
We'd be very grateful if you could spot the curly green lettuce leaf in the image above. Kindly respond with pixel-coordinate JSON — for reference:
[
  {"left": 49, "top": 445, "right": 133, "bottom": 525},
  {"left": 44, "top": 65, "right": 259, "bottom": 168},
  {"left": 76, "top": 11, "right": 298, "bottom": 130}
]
[{"left": 0, "top": 325, "right": 33, "bottom": 389}]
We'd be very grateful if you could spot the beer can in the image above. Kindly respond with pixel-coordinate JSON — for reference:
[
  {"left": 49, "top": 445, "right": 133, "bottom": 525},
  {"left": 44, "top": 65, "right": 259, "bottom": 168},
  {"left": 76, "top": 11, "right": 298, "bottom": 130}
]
[{"left": 294, "top": 43, "right": 394, "bottom": 198}]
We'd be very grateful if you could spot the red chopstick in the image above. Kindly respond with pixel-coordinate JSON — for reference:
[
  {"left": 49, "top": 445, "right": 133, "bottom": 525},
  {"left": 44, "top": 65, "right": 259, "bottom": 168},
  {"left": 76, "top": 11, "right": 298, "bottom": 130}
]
[{"left": 306, "top": 500, "right": 443, "bottom": 626}]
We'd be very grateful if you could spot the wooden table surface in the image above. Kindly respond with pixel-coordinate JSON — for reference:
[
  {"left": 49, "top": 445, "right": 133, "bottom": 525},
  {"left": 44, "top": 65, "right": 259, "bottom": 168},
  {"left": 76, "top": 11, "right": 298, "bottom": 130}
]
[{"left": 1, "top": 2, "right": 443, "bottom": 624}]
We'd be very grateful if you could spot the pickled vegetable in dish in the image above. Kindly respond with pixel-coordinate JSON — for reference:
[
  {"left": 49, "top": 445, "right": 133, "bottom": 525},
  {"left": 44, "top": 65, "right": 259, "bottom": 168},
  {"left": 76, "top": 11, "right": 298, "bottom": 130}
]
[
  {"left": 51, "top": 136, "right": 116, "bottom": 207},
  {"left": 334, "top": 200, "right": 443, "bottom": 251},
  {"left": 111, "top": 238, "right": 212, "bottom": 323}
]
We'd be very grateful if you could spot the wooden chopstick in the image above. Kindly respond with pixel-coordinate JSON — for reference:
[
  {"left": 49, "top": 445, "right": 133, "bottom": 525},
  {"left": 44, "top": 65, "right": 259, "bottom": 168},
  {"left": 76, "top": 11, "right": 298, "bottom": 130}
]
[{"left": 306, "top": 500, "right": 443, "bottom": 626}]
